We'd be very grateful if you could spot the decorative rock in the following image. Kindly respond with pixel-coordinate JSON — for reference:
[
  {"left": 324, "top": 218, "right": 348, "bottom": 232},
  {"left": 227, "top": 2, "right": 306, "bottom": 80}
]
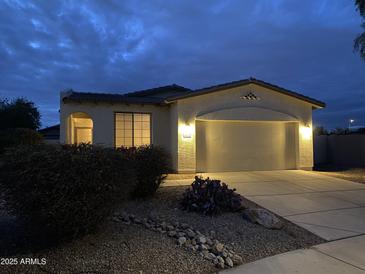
[
  {"left": 166, "top": 225, "right": 175, "bottom": 231},
  {"left": 147, "top": 218, "right": 155, "bottom": 224},
  {"left": 216, "top": 256, "right": 225, "bottom": 269},
  {"left": 205, "top": 252, "right": 216, "bottom": 261},
  {"left": 199, "top": 244, "right": 209, "bottom": 251},
  {"left": 113, "top": 211, "right": 241, "bottom": 269},
  {"left": 225, "top": 257, "right": 234, "bottom": 268},
  {"left": 148, "top": 212, "right": 160, "bottom": 222},
  {"left": 242, "top": 208, "right": 283, "bottom": 229},
  {"left": 177, "top": 236, "right": 187, "bottom": 246},
  {"left": 177, "top": 232, "right": 186, "bottom": 238},
  {"left": 213, "top": 242, "right": 224, "bottom": 253},
  {"left": 160, "top": 221, "right": 167, "bottom": 229},
  {"left": 112, "top": 216, "right": 120, "bottom": 222},
  {"left": 221, "top": 251, "right": 228, "bottom": 258},
  {"left": 186, "top": 229, "right": 196, "bottom": 239},
  {"left": 120, "top": 212, "right": 129, "bottom": 220},
  {"left": 168, "top": 231, "right": 177, "bottom": 237},
  {"left": 232, "top": 254, "right": 243, "bottom": 265},
  {"left": 201, "top": 250, "right": 209, "bottom": 257},
  {"left": 198, "top": 236, "right": 207, "bottom": 244}
]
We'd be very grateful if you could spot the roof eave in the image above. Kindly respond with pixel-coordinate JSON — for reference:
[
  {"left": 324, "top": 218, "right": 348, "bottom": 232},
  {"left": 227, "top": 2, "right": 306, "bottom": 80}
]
[
  {"left": 62, "top": 97, "right": 167, "bottom": 106},
  {"left": 166, "top": 79, "right": 326, "bottom": 108}
]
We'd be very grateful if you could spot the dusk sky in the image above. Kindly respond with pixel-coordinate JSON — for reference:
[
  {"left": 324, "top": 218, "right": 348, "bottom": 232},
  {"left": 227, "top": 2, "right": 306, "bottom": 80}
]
[{"left": 0, "top": 0, "right": 364, "bottom": 129}]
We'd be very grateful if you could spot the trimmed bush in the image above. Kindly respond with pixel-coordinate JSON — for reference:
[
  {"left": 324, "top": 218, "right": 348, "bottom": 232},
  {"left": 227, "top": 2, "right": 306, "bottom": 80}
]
[
  {"left": 0, "top": 128, "right": 43, "bottom": 153},
  {"left": 0, "top": 144, "right": 136, "bottom": 242},
  {"left": 119, "top": 145, "right": 171, "bottom": 198},
  {"left": 181, "top": 176, "right": 242, "bottom": 215}
]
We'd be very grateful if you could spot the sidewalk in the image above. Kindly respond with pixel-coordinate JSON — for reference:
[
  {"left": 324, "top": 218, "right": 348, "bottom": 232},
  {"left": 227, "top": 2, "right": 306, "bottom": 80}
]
[{"left": 221, "top": 235, "right": 365, "bottom": 274}]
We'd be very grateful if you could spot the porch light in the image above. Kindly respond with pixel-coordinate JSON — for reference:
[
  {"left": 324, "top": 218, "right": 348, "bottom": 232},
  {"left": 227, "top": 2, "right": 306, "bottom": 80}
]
[
  {"left": 301, "top": 125, "right": 312, "bottom": 140},
  {"left": 181, "top": 124, "right": 193, "bottom": 139}
]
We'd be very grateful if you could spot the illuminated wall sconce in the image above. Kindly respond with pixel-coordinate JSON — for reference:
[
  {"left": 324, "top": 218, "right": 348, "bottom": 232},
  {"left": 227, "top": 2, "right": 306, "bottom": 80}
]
[
  {"left": 300, "top": 124, "right": 312, "bottom": 140},
  {"left": 181, "top": 124, "right": 193, "bottom": 139}
]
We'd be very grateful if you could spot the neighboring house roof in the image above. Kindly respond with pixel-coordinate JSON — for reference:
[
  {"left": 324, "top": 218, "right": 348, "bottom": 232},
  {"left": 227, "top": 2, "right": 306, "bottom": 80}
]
[
  {"left": 125, "top": 84, "right": 191, "bottom": 98},
  {"left": 166, "top": 77, "right": 326, "bottom": 108},
  {"left": 39, "top": 124, "right": 60, "bottom": 140},
  {"left": 62, "top": 78, "right": 325, "bottom": 108}
]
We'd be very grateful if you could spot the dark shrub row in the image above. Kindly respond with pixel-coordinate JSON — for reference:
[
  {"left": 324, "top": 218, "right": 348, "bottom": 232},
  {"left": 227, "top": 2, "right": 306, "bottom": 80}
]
[
  {"left": 0, "top": 144, "right": 170, "bottom": 242},
  {"left": 0, "top": 128, "right": 43, "bottom": 153},
  {"left": 118, "top": 146, "right": 171, "bottom": 198},
  {"left": 181, "top": 176, "right": 242, "bottom": 215}
]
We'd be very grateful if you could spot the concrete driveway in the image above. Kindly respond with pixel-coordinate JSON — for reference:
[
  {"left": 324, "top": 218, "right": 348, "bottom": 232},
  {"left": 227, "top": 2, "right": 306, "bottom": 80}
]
[
  {"left": 198, "top": 170, "right": 365, "bottom": 241},
  {"left": 165, "top": 170, "right": 365, "bottom": 273}
]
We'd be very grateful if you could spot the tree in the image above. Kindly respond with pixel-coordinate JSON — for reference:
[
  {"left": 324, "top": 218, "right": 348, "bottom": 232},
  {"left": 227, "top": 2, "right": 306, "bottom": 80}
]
[
  {"left": 313, "top": 126, "right": 328, "bottom": 136},
  {"left": 354, "top": 0, "right": 365, "bottom": 60},
  {"left": 330, "top": 127, "right": 350, "bottom": 135},
  {"left": 0, "top": 98, "right": 41, "bottom": 130}
]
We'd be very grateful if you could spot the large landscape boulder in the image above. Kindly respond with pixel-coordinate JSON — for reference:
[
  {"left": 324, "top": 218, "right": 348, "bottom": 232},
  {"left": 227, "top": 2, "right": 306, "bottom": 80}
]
[{"left": 242, "top": 208, "right": 283, "bottom": 229}]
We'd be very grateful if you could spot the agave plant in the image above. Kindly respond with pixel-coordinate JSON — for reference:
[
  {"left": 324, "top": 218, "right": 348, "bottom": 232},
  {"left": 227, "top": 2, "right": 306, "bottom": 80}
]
[{"left": 181, "top": 176, "right": 243, "bottom": 215}]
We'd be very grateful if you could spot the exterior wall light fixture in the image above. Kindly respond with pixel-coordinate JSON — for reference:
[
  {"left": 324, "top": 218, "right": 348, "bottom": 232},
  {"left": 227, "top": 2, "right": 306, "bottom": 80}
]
[
  {"left": 181, "top": 124, "right": 193, "bottom": 139},
  {"left": 301, "top": 124, "right": 312, "bottom": 140}
]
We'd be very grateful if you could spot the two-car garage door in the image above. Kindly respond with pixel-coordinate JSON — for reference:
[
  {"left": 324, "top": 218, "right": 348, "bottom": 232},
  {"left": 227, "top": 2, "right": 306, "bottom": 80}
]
[{"left": 196, "top": 120, "right": 298, "bottom": 172}]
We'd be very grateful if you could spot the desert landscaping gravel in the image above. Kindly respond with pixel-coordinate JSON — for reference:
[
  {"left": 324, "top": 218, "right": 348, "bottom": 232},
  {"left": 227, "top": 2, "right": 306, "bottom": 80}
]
[
  {"left": 0, "top": 186, "right": 325, "bottom": 274},
  {"left": 315, "top": 167, "right": 365, "bottom": 184}
]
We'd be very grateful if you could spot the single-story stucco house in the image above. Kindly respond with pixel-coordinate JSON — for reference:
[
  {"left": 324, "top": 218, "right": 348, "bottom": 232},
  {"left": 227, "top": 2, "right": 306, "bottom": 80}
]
[
  {"left": 60, "top": 77, "right": 325, "bottom": 173},
  {"left": 39, "top": 124, "right": 60, "bottom": 144}
]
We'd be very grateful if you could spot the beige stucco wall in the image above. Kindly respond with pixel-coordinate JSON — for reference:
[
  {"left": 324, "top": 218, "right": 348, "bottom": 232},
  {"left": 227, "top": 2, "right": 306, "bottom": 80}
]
[
  {"left": 171, "top": 83, "right": 314, "bottom": 172},
  {"left": 60, "top": 98, "right": 171, "bottom": 153}
]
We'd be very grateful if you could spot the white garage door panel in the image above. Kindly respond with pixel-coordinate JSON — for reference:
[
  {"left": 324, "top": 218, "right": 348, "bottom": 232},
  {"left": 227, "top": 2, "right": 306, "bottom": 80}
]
[{"left": 196, "top": 121, "right": 297, "bottom": 172}]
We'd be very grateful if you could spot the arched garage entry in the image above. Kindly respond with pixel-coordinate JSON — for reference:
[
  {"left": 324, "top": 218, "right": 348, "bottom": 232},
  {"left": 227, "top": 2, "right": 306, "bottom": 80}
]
[
  {"left": 67, "top": 112, "right": 93, "bottom": 144},
  {"left": 196, "top": 107, "right": 299, "bottom": 172}
]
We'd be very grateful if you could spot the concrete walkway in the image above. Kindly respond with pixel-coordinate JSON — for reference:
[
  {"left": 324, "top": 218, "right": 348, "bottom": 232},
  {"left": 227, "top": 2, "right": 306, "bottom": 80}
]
[
  {"left": 166, "top": 170, "right": 365, "bottom": 240},
  {"left": 221, "top": 235, "right": 365, "bottom": 274}
]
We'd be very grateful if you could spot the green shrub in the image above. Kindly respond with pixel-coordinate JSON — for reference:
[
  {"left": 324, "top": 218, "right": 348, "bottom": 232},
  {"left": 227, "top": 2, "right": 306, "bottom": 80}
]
[
  {"left": 181, "top": 177, "right": 243, "bottom": 215},
  {"left": 0, "top": 128, "right": 43, "bottom": 153},
  {"left": 119, "top": 145, "right": 171, "bottom": 198},
  {"left": 0, "top": 144, "right": 136, "bottom": 242}
]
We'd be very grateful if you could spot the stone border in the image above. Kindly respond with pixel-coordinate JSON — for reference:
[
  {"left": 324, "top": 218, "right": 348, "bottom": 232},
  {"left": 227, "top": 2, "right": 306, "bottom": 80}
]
[{"left": 113, "top": 212, "right": 243, "bottom": 269}]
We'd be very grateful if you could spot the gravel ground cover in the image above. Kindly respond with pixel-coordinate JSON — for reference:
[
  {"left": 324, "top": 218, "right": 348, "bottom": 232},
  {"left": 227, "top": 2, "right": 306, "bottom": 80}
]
[
  {"left": 314, "top": 166, "right": 365, "bottom": 184},
  {"left": 0, "top": 186, "right": 324, "bottom": 274}
]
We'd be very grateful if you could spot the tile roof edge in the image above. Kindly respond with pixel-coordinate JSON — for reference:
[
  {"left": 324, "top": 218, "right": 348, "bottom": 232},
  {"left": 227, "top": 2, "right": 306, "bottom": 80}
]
[{"left": 165, "top": 77, "right": 325, "bottom": 108}]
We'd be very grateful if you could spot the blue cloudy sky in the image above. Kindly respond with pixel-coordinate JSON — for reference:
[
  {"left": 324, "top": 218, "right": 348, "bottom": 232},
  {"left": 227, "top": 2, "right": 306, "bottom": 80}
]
[{"left": 0, "top": 0, "right": 364, "bottom": 129}]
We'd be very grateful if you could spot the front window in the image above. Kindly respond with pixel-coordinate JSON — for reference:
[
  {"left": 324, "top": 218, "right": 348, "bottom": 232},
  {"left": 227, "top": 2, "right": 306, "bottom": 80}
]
[{"left": 115, "top": 112, "right": 151, "bottom": 148}]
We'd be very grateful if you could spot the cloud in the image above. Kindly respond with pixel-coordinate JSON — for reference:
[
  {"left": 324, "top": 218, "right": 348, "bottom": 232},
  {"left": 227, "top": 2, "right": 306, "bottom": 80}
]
[{"left": 0, "top": 0, "right": 364, "bottom": 128}]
